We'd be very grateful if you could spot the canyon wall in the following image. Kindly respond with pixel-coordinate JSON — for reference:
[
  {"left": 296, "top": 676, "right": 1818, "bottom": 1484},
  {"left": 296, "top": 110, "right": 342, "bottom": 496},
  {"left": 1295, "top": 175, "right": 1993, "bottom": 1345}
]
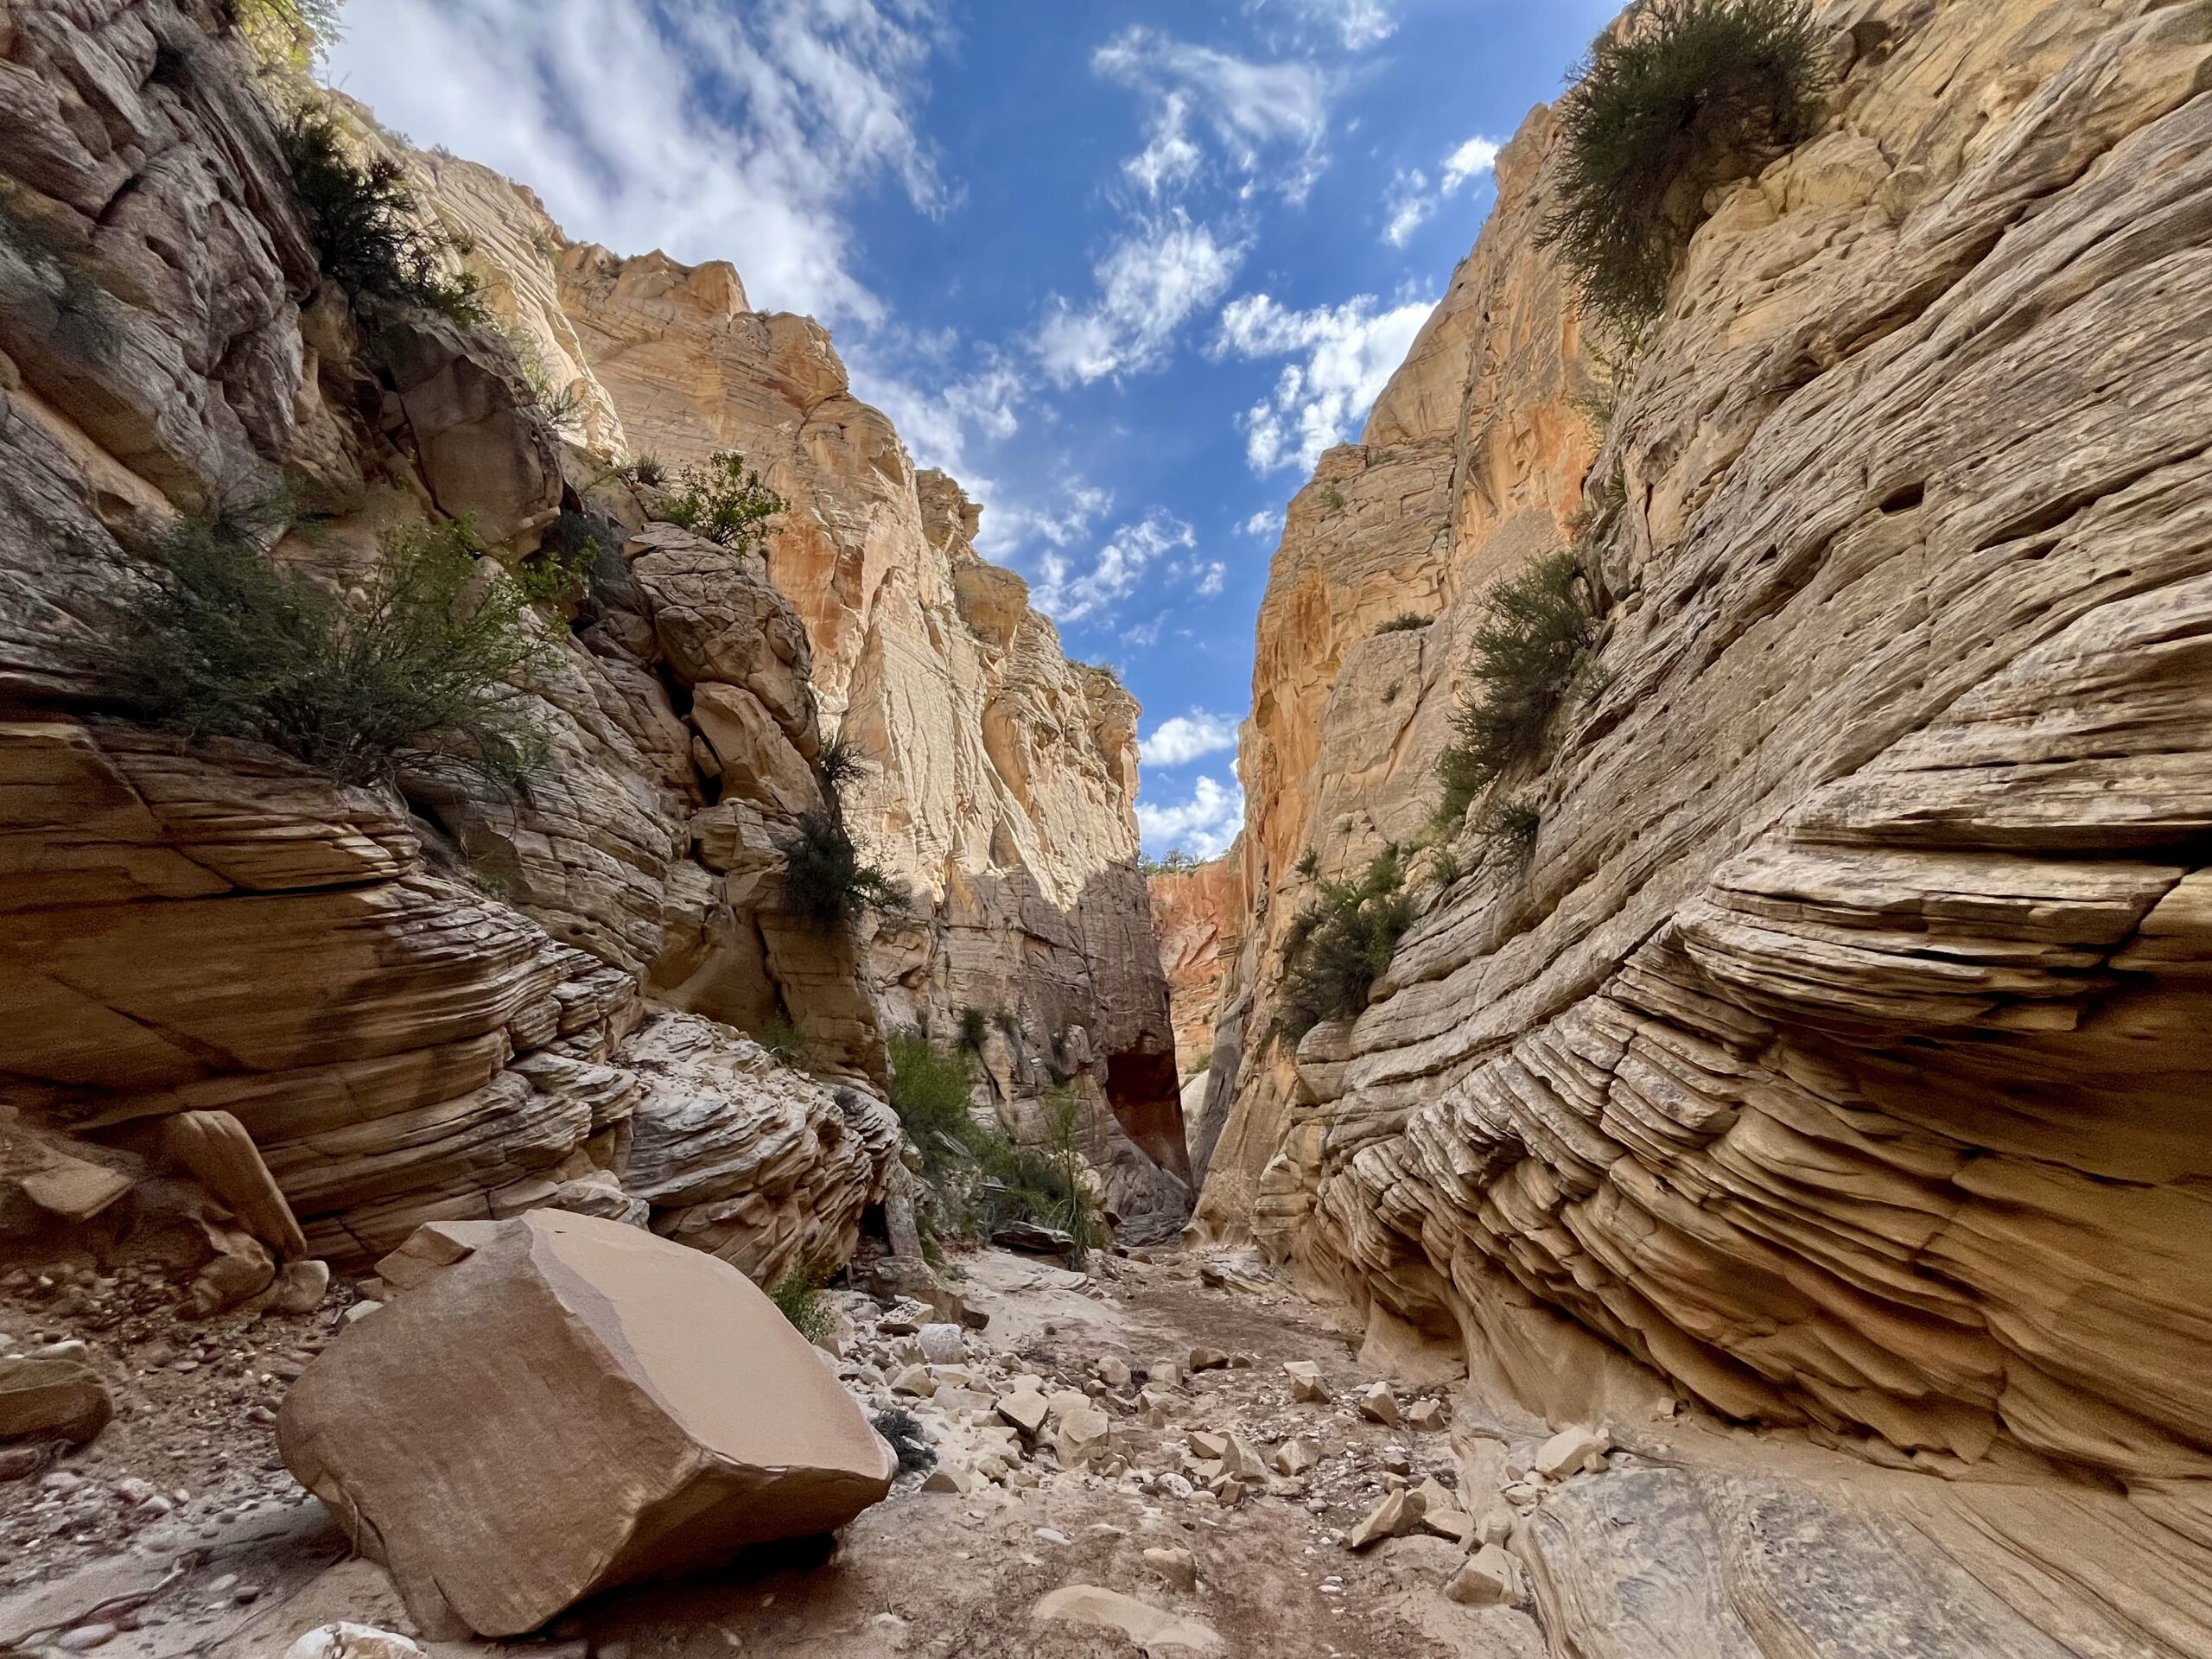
[
  {"left": 1200, "top": 0, "right": 2212, "bottom": 1523},
  {"left": 0, "top": 0, "right": 1184, "bottom": 1280},
  {"left": 395, "top": 145, "right": 1190, "bottom": 1232}
]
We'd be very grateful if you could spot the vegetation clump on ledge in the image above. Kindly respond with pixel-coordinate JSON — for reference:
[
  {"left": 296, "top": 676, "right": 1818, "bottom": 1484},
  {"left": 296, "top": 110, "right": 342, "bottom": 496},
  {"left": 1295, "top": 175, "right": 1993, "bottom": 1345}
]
[
  {"left": 1277, "top": 849, "right": 1414, "bottom": 1041},
  {"left": 111, "top": 507, "right": 548, "bottom": 792},
  {"left": 1545, "top": 0, "right": 1827, "bottom": 340},
  {"left": 661, "top": 450, "right": 787, "bottom": 552},
  {"left": 777, "top": 735, "right": 906, "bottom": 934},
  {"left": 281, "top": 111, "right": 489, "bottom": 324},
  {"left": 1433, "top": 550, "right": 1600, "bottom": 836}
]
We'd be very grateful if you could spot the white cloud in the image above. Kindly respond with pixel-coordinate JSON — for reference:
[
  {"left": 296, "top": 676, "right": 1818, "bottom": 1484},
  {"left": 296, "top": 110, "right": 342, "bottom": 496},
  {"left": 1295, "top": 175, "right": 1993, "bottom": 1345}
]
[
  {"left": 1237, "top": 508, "right": 1284, "bottom": 540},
  {"left": 1441, "top": 135, "right": 1503, "bottom": 194},
  {"left": 1383, "top": 168, "right": 1432, "bottom": 247},
  {"left": 848, "top": 341, "right": 1026, "bottom": 479},
  {"left": 1195, "top": 561, "right": 1226, "bottom": 596},
  {"left": 1035, "top": 213, "right": 1244, "bottom": 385},
  {"left": 1137, "top": 774, "right": 1245, "bottom": 859},
  {"left": 1141, "top": 710, "right": 1241, "bottom": 766},
  {"left": 328, "top": 0, "right": 945, "bottom": 325},
  {"left": 1245, "top": 0, "right": 1396, "bottom": 51},
  {"left": 1377, "top": 132, "right": 1503, "bottom": 251},
  {"left": 1214, "top": 291, "right": 1433, "bottom": 473},
  {"left": 1032, "top": 511, "right": 1196, "bottom": 625},
  {"left": 1094, "top": 29, "right": 1333, "bottom": 202}
]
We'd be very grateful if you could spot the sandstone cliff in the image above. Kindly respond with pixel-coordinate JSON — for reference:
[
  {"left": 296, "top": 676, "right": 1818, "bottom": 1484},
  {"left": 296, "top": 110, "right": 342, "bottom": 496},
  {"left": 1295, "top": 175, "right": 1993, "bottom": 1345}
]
[
  {"left": 392, "top": 149, "right": 1190, "bottom": 1234},
  {"left": 1195, "top": 0, "right": 2212, "bottom": 1649},
  {"left": 0, "top": 0, "right": 1183, "bottom": 1282}
]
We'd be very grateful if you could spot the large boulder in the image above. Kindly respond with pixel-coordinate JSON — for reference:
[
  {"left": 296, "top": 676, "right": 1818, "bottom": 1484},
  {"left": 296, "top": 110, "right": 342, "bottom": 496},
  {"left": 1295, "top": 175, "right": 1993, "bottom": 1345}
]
[{"left": 276, "top": 1211, "right": 895, "bottom": 1637}]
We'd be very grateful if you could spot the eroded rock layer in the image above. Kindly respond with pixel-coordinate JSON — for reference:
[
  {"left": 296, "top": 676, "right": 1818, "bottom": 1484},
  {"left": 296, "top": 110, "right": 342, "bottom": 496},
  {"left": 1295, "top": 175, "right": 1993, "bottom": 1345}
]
[{"left": 1201, "top": 0, "right": 2212, "bottom": 1524}]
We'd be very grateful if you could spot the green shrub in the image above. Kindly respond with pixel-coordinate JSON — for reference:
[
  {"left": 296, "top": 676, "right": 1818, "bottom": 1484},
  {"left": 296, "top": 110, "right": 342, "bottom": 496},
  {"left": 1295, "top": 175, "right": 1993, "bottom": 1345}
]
[
  {"left": 281, "top": 112, "right": 488, "bottom": 323},
  {"left": 1433, "top": 552, "right": 1599, "bottom": 832},
  {"left": 755, "top": 1014, "right": 808, "bottom": 1067},
  {"left": 111, "top": 510, "right": 546, "bottom": 791},
  {"left": 887, "top": 1033, "right": 979, "bottom": 1173},
  {"left": 661, "top": 450, "right": 786, "bottom": 550},
  {"left": 957, "top": 1006, "right": 989, "bottom": 1053},
  {"left": 767, "top": 1265, "right": 832, "bottom": 1344},
  {"left": 1374, "top": 613, "right": 1430, "bottom": 635},
  {"left": 1471, "top": 792, "right": 1543, "bottom": 874},
  {"left": 1315, "top": 482, "right": 1347, "bottom": 513},
  {"left": 1188, "top": 1053, "right": 1211, "bottom": 1079},
  {"left": 1294, "top": 848, "right": 1319, "bottom": 879},
  {"left": 621, "top": 454, "right": 666, "bottom": 488},
  {"left": 1140, "top": 848, "right": 1198, "bottom": 877},
  {"left": 1277, "top": 849, "right": 1415, "bottom": 1039},
  {"left": 514, "top": 512, "right": 603, "bottom": 609},
  {"left": 232, "top": 0, "right": 342, "bottom": 71},
  {"left": 778, "top": 809, "right": 906, "bottom": 932},
  {"left": 1547, "top": 0, "right": 1827, "bottom": 339}
]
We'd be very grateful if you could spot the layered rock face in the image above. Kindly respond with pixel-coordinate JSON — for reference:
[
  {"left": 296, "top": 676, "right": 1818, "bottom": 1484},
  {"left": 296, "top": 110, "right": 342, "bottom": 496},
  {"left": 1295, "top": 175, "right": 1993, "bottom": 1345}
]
[
  {"left": 0, "top": 2, "right": 895, "bottom": 1273},
  {"left": 0, "top": 0, "right": 1183, "bottom": 1275},
  {"left": 404, "top": 165, "right": 1189, "bottom": 1228},
  {"left": 1202, "top": 0, "right": 2212, "bottom": 1544}
]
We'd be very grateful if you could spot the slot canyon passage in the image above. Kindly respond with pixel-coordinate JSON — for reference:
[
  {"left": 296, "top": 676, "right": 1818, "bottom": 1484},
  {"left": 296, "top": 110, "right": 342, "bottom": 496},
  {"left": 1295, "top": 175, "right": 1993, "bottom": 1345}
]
[{"left": 1, "top": 1, "right": 2209, "bottom": 1656}]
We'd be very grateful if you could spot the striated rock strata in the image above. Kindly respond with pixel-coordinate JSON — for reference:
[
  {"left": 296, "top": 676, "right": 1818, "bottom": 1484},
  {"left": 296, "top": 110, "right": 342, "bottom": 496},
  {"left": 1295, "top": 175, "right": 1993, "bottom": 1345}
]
[{"left": 1199, "top": 1, "right": 2212, "bottom": 1648}]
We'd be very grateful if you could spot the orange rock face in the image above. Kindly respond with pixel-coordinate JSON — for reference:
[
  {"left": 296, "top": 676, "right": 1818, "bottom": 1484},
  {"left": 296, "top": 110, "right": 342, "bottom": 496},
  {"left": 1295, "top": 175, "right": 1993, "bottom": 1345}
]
[{"left": 1148, "top": 853, "right": 1243, "bottom": 1080}]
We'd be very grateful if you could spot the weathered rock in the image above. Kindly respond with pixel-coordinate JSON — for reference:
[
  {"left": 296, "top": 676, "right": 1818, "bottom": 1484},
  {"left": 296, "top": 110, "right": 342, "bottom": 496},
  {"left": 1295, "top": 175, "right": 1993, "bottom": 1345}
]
[
  {"left": 1444, "top": 1545, "right": 1519, "bottom": 1608},
  {"left": 1143, "top": 1546, "right": 1200, "bottom": 1593},
  {"left": 0, "top": 1346, "right": 111, "bottom": 1444},
  {"left": 1284, "top": 1360, "right": 1330, "bottom": 1403},
  {"left": 996, "top": 1390, "right": 1050, "bottom": 1439},
  {"left": 1054, "top": 1405, "right": 1113, "bottom": 1469},
  {"left": 1534, "top": 1426, "right": 1610, "bottom": 1483},
  {"left": 268, "top": 1258, "right": 332, "bottom": 1316},
  {"left": 278, "top": 1211, "right": 894, "bottom": 1637},
  {"left": 1270, "top": 1437, "right": 1319, "bottom": 1477},
  {"left": 1349, "top": 1488, "right": 1427, "bottom": 1550},
  {"left": 163, "top": 1110, "right": 308, "bottom": 1260},
  {"left": 283, "top": 1625, "right": 423, "bottom": 1659},
  {"left": 1031, "top": 1586, "right": 1222, "bottom": 1656},
  {"left": 185, "top": 1221, "right": 276, "bottom": 1319},
  {"left": 916, "top": 1324, "right": 966, "bottom": 1365},
  {"left": 1358, "top": 1382, "right": 1400, "bottom": 1427}
]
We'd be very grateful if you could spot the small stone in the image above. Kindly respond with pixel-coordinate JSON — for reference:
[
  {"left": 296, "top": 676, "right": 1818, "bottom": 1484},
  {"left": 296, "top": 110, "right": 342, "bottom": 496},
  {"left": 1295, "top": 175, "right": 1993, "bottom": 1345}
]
[
  {"left": 1444, "top": 1544, "right": 1519, "bottom": 1607},
  {"left": 1270, "top": 1437, "right": 1319, "bottom": 1476},
  {"left": 1186, "top": 1348, "right": 1228, "bottom": 1372},
  {"left": 270, "top": 1259, "right": 331, "bottom": 1316},
  {"left": 890, "top": 1365, "right": 937, "bottom": 1398},
  {"left": 1143, "top": 1546, "right": 1199, "bottom": 1592},
  {"left": 283, "top": 1624, "right": 424, "bottom": 1659},
  {"left": 58, "top": 1625, "right": 117, "bottom": 1650},
  {"left": 1358, "top": 1383, "right": 1400, "bottom": 1427},
  {"left": 1534, "top": 1425, "right": 1611, "bottom": 1481},
  {"left": 1187, "top": 1430, "right": 1229, "bottom": 1461},
  {"left": 1221, "top": 1436, "right": 1268, "bottom": 1483},
  {"left": 1096, "top": 1357, "right": 1133, "bottom": 1389},
  {"left": 1145, "top": 1358, "right": 1183, "bottom": 1389},
  {"left": 1421, "top": 1507, "right": 1475, "bottom": 1547},
  {"left": 1283, "top": 1361, "right": 1330, "bottom": 1403},
  {"left": 996, "top": 1390, "right": 1050, "bottom": 1438},
  {"left": 1055, "top": 1405, "right": 1113, "bottom": 1469},
  {"left": 1348, "top": 1488, "right": 1427, "bottom": 1550},
  {"left": 916, "top": 1324, "right": 965, "bottom": 1365},
  {"left": 1382, "top": 1445, "right": 1412, "bottom": 1477},
  {"left": 340, "top": 1301, "right": 382, "bottom": 1325},
  {"left": 1406, "top": 1398, "right": 1448, "bottom": 1433},
  {"left": 1475, "top": 1508, "right": 1514, "bottom": 1548}
]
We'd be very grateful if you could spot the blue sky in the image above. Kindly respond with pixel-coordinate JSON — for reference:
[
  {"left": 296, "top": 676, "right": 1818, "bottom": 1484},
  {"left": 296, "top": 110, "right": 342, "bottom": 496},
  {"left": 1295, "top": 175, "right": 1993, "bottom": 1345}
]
[{"left": 329, "top": 0, "right": 1617, "bottom": 858}]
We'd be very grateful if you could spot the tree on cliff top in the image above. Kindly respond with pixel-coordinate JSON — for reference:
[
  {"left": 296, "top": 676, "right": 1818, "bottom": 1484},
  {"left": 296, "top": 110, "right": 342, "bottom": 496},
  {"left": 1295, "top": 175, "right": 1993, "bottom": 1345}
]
[
  {"left": 281, "top": 111, "right": 488, "bottom": 324},
  {"left": 660, "top": 451, "right": 787, "bottom": 553},
  {"left": 1547, "top": 0, "right": 1827, "bottom": 340}
]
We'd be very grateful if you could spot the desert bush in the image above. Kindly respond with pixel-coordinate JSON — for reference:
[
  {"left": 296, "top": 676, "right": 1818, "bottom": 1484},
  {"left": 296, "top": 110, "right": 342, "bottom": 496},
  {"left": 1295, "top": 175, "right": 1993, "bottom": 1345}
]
[
  {"left": 754, "top": 1014, "right": 808, "bottom": 1068},
  {"left": 779, "top": 809, "right": 907, "bottom": 931},
  {"left": 767, "top": 1265, "right": 831, "bottom": 1344},
  {"left": 1315, "top": 482, "right": 1347, "bottom": 513},
  {"left": 1547, "top": 0, "right": 1826, "bottom": 339},
  {"left": 1433, "top": 552, "right": 1599, "bottom": 832},
  {"left": 1471, "top": 792, "right": 1543, "bottom": 874},
  {"left": 957, "top": 1006, "right": 988, "bottom": 1054},
  {"left": 1374, "top": 613, "right": 1431, "bottom": 635},
  {"left": 281, "top": 112, "right": 487, "bottom": 323},
  {"left": 111, "top": 509, "right": 546, "bottom": 791},
  {"left": 1277, "top": 849, "right": 1415, "bottom": 1040},
  {"left": 871, "top": 1408, "right": 935, "bottom": 1474},
  {"left": 661, "top": 450, "right": 786, "bottom": 550},
  {"left": 886, "top": 1033, "right": 978, "bottom": 1172},
  {"left": 512, "top": 512, "right": 604, "bottom": 610},
  {"left": 1140, "top": 849, "right": 1197, "bottom": 877},
  {"left": 620, "top": 454, "right": 666, "bottom": 488},
  {"left": 1294, "top": 848, "right": 1320, "bottom": 879}
]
